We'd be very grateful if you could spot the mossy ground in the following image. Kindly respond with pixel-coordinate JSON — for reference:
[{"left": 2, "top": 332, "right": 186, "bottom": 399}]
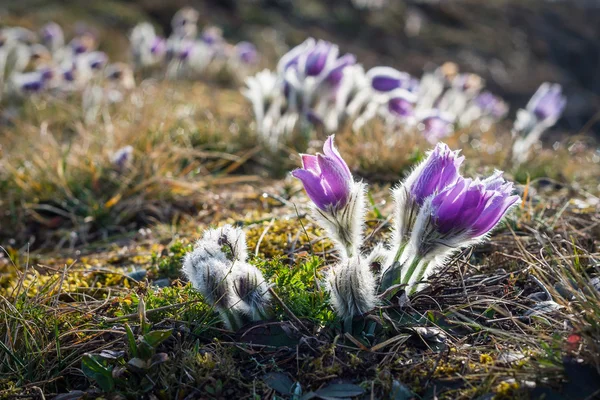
[{"left": 2, "top": 3, "right": 600, "bottom": 399}]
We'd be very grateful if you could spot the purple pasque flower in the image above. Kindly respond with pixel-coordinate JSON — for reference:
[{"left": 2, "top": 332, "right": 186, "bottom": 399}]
[
  {"left": 526, "top": 82, "right": 566, "bottom": 125},
  {"left": 409, "top": 142, "right": 464, "bottom": 205},
  {"left": 324, "top": 53, "right": 356, "bottom": 86},
  {"left": 430, "top": 173, "right": 519, "bottom": 238},
  {"left": 387, "top": 89, "right": 417, "bottom": 118},
  {"left": 235, "top": 41, "right": 258, "bottom": 64},
  {"left": 304, "top": 41, "right": 333, "bottom": 77},
  {"left": 278, "top": 38, "right": 315, "bottom": 74},
  {"left": 367, "top": 66, "right": 412, "bottom": 92},
  {"left": 292, "top": 135, "right": 353, "bottom": 211},
  {"left": 418, "top": 110, "right": 455, "bottom": 144}
]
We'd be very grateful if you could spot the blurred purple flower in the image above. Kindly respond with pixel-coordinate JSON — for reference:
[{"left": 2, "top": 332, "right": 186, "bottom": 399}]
[
  {"left": 178, "top": 42, "right": 194, "bottom": 61},
  {"left": 410, "top": 143, "right": 464, "bottom": 205},
  {"left": 527, "top": 83, "right": 566, "bottom": 124},
  {"left": 419, "top": 111, "right": 454, "bottom": 143},
  {"left": 474, "top": 91, "right": 508, "bottom": 119},
  {"left": 388, "top": 90, "right": 416, "bottom": 118},
  {"left": 88, "top": 51, "right": 108, "bottom": 70},
  {"left": 150, "top": 37, "right": 166, "bottom": 56},
  {"left": 368, "top": 67, "right": 412, "bottom": 92},
  {"left": 111, "top": 145, "right": 134, "bottom": 170},
  {"left": 40, "top": 22, "right": 64, "bottom": 50},
  {"left": 292, "top": 135, "right": 353, "bottom": 210},
  {"left": 431, "top": 174, "right": 519, "bottom": 238},
  {"left": 235, "top": 41, "right": 258, "bottom": 64},
  {"left": 70, "top": 38, "right": 89, "bottom": 54},
  {"left": 325, "top": 54, "right": 356, "bottom": 85},
  {"left": 305, "top": 41, "right": 332, "bottom": 77}
]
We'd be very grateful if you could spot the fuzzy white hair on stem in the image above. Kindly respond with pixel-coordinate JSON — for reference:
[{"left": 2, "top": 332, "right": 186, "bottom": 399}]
[
  {"left": 326, "top": 255, "right": 378, "bottom": 321},
  {"left": 311, "top": 181, "right": 367, "bottom": 258}
]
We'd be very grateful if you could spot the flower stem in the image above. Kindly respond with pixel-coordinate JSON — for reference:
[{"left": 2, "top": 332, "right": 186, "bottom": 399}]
[
  {"left": 408, "top": 260, "right": 431, "bottom": 296},
  {"left": 401, "top": 256, "right": 422, "bottom": 286}
]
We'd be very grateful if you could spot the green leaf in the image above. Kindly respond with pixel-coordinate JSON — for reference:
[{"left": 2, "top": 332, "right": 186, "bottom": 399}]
[
  {"left": 81, "top": 354, "right": 114, "bottom": 392},
  {"left": 124, "top": 323, "right": 138, "bottom": 357},
  {"left": 264, "top": 372, "right": 295, "bottom": 396},
  {"left": 143, "top": 329, "right": 172, "bottom": 348}
]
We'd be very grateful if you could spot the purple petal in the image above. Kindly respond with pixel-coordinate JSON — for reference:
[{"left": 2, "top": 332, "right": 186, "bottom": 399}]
[
  {"left": 292, "top": 169, "right": 329, "bottom": 210},
  {"left": 301, "top": 154, "right": 320, "bottom": 173},
  {"left": 372, "top": 76, "right": 402, "bottom": 92},
  {"left": 322, "top": 135, "right": 352, "bottom": 181},
  {"left": 317, "top": 154, "right": 351, "bottom": 206},
  {"left": 325, "top": 53, "right": 356, "bottom": 85},
  {"left": 472, "top": 195, "right": 519, "bottom": 237}
]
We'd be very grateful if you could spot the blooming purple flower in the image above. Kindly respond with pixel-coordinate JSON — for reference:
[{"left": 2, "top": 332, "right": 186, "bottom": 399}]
[
  {"left": 368, "top": 67, "right": 412, "bottom": 92},
  {"left": 235, "top": 41, "right": 258, "bottom": 64},
  {"left": 410, "top": 143, "right": 464, "bottom": 205},
  {"left": 431, "top": 174, "right": 519, "bottom": 238},
  {"left": 527, "top": 83, "right": 566, "bottom": 124},
  {"left": 292, "top": 135, "right": 353, "bottom": 210}
]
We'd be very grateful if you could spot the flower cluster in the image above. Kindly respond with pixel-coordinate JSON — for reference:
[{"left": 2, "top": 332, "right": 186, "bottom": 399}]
[
  {"left": 511, "top": 82, "right": 566, "bottom": 164},
  {"left": 292, "top": 136, "right": 519, "bottom": 320},
  {"left": 0, "top": 23, "right": 135, "bottom": 124},
  {"left": 129, "top": 7, "right": 259, "bottom": 81},
  {"left": 243, "top": 40, "right": 512, "bottom": 149},
  {"left": 182, "top": 224, "right": 271, "bottom": 330}
]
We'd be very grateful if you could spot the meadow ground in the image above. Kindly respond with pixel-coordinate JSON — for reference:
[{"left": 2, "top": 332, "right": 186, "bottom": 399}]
[{"left": 1, "top": 2, "right": 600, "bottom": 400}]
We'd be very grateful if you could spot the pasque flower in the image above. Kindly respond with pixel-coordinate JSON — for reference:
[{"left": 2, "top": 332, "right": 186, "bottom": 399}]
[
  {"left": 292, "top": 135, "right": 353, "bottom": 211},
  {"left": 368, "top": 66, "right": 412, "bottom": 93},
  {"left": 182, "top": 225, "right": 272, "bottom": 330},
  {"left": 527, "top": 82, "right": 566, "bottom": 126},
  {"left": 512, "top": 82, "right": 566, "bottom": 164},
  {"left": 292, "top": 135, "right": 366, "bottom": 258},
  {"left": 381, "top": 143, "right": 464, "bottom": 291},
  {"left": 429, "top": 174, "right": 519, "bottom": 240},
  {"left": 396, "top": 171, "right": 519, "bottom": 294}
]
